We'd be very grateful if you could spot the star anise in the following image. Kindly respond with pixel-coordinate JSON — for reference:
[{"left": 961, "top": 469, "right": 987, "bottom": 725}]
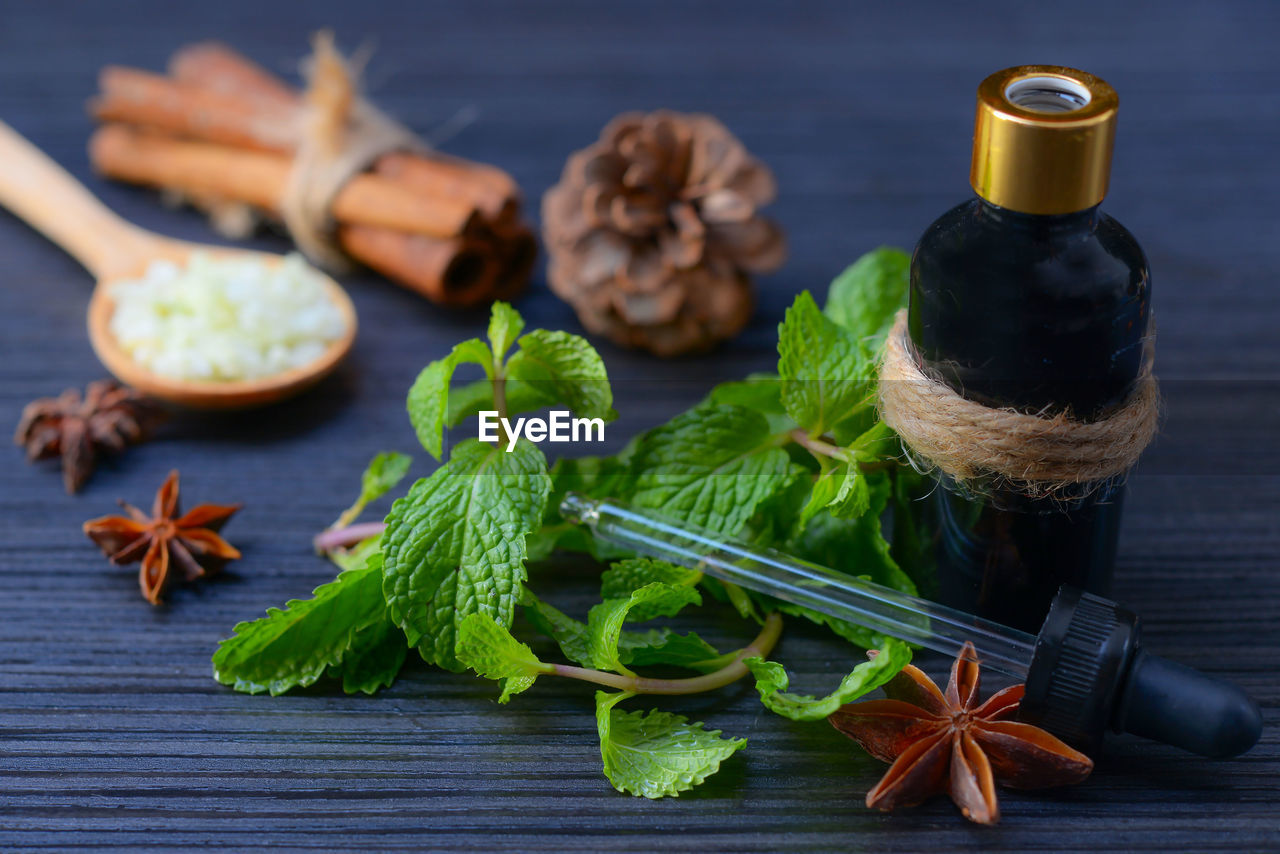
[
  {"left": 828, "top": 642, "right": 1093, "bottom": 825},
  {"left": 15, "top": 379, "right": 165, "bottom": 493},
  {"left": 83, "top": 470, "right": 241, "bottom": 604}
]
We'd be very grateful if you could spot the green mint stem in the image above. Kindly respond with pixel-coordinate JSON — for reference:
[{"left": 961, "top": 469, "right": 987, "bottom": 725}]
[
  {"left": 314, "top": 522, "right": 387, "bottom": 554},
  {"left": 789, "top": 428, "right": 851, "bottom": 462},
  {"left": 787, "top": 428, "right": 896, "bottom": 473},
  {"left": 549, "top": 612, "right": 783, "bottom": 695},
  {"left": 333, "top": 504, "right": 364, "bottom": 532},
  {"left": 492, "top": 373, "right": 512, "bottom": 447}
]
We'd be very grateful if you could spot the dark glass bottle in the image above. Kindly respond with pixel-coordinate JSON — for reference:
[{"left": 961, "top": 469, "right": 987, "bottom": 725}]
[{"left": 906, "top": 67, "right": 1152, "bottom": 632}]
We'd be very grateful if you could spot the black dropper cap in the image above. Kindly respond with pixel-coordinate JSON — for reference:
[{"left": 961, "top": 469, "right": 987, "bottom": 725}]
[{"left": 1019, "top": 586, "right": 1262, "bottom": 758}]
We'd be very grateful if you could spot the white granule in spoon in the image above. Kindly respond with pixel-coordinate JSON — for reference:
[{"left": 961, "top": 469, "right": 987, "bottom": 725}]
[{"left": 108, "top": 252, "right": 348, "bottom": 382}]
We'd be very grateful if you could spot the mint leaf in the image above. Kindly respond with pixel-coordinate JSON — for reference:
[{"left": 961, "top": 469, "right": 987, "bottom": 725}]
[
  {"left": 381, "top": 439, "right": 551, "bottom": 670},
  {"left": 620, "top": 629, "right": 720, "bottom": 671},
  {"left": 800, "top": 460, "right": 869, "bottom": 526},
  {"left": 738, "top": 472, "right": 813, "bottom": 552},
  {"left": 823, "top": 247, "right": 910, "bottom": 348},
  {"left": 798, "top": 422, "right": 900, "bottom": 526},
  {"left": 444, "top": 328, "right": 614, "bottom": 429},
  {"left": 749, "top": 471, "right": 916, "bottom": 646},
  {"left": 824, "top": 465, "right": 870, "bottom": 518},
  {"left": 744, "top": 637, "right": 911, "bottom": 720},
  {"left": 703, "top": 375, "right": 793, "bottom": 432},
  {"left": 524, "top": 592, "right": 718, "bottom": 672},
  {"left": 701, "top": 371, "right": 788, "bottom": 422},
  {"left": 629, "top": 405, "right": 801, "bottom": 537},
  {"left": 407, "top": 338, "right": 493, "bottom": 459},
  {"left": 328, "top": 619, "right": 408, "bottom": 695},
  {"left": 456, "top": 612, "right": 553, "bottom": 702},
  {"left": 332, "top": 451, "right": 413, "bottom": 529},
  {"left": 508, "top": 329, "right": 614, "bottom": 420},
  {"left": 596, "top": 691, "right": 746, "bottom": 798},
  {"left": 529, "top": 453, "right": 637, "bottom": 559},
  {"left": 701, "top": 578, "right": 766, "bottom": 623},
  {"left": 829, "top": 407, "right": 881, "bottom": 448},
  {"left": 487, "top": 301, "right": 525, "bottom": 363},
  {"left": 212, "top": 561, "right": 388, "bottom": 695},
  {"left": 790, "top": 472, "right": 916, "bottom": 595},
  {"left": 361, "top": 451, "right": 412, "bottom": 506},
  {"left": 523, "top": 593, "right": 593, "bottom": 666},
  {"left": 848, "top": 420, "right": 900, "bottom": 462},
  {"left": 328, "top": 534, "right": 382, "bottom": 573},
  {"left": 547, "top": 453, "right": 634, "bottom": 515},
  {"left": 778, "top": 291, "right": 875, "bottom": 434},
  {"left": 705, "top": 375, "right": 786, "bottom": 413},
  {"left": 587, "top": 582, "right": 702, "bottom": 674},
  {"left": 772, "top": 599, "right": 879, "bottom": 649},
  {"left": 600, "top": 558, "right": 701, "bottom": 605},
  {"left": 445, "top": 377, "right": 494, "bottom": 427}
]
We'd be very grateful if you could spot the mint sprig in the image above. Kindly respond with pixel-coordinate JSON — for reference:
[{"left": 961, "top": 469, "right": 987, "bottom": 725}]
[
  {"left": 444, "top": 318, "right": 615, "bottom": 430},
  {"left": 215, "top": 249, "right": 926, "bottom": 800}
]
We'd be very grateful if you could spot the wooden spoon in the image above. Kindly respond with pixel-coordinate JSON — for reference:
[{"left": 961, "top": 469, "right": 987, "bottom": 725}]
[{"left": 0, "top": 120, "right": 356, "bottom": 409}]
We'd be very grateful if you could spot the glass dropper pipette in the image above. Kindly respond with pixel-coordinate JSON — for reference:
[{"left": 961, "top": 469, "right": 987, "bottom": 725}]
[
  {"left": 560, "top": 493, "right": 1262, "bottom": 759},
  {"left": 560, "top": 492, "right": 1036, "bottom": 679}
]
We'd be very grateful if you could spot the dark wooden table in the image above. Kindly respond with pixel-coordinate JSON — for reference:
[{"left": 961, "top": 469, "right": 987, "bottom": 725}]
[{"left": 2, "top": 1, "right": 1277, "bottom": 850}]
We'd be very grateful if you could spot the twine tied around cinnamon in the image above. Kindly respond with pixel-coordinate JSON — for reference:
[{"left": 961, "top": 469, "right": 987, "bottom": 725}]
[
  {"left": 281, "top": 31, "right": 425, "bottom": 270},
  {"left": 877, "top": 310, "right": 1160, "bottom": 499}
]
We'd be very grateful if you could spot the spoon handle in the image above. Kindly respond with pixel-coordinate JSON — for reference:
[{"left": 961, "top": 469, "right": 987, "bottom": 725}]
[{"left": 0, "top": 120, "right": 153, "bottom": 279}]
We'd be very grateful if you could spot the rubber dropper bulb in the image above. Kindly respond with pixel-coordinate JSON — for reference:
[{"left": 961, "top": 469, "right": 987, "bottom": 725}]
[
  {"left": 1116, "top": 650, "right": 1262, "bottom": 759},
  {"left": 1021, "top": 587, "right": 1262, "bottom": 758}
]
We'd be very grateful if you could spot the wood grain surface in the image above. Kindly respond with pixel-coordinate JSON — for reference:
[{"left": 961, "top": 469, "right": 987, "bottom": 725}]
[{"left": 1, "top": 1, "right": 1277, "bottom": 850}]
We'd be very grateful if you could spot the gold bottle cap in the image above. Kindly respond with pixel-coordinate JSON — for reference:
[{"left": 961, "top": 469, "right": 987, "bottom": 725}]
[{"left": 970, "top": 65, "right": 1118, "bottom": 215}]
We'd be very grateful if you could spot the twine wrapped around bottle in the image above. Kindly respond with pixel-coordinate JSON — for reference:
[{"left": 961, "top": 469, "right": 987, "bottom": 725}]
[{"left": 877, "top": 310, "right": 1160, "bottom": 499}]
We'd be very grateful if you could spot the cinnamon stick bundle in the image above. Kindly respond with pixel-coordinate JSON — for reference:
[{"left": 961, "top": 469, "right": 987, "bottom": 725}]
[{"left": 87, "top": 40, "right": 533, "bottom": 306}]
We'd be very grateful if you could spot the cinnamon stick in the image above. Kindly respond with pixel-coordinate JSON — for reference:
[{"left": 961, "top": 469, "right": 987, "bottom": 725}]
[
  {"left": 96, "top": 64, "right": 515, "bottom": 222},
  {"left": 93, "top": 66, "right": 297, "bottom": 154},
  {"left": 374, "top": 152, "right": 517, "bottom": 223},
  {"left": 88, "top": 38, "right": 533, "bottom": 306},
  {"left": 164, "top": 42, "right": 519, "bottom": 219},
  {"left": 339, "top": 224, "right": 490, "bottom": 305},
  {"left": 492, "top": 225, "right": 538, "bottom": 300},
  {"left": 167, "top": 41, "right": 298, "bottom": 109},
  {"left": 91, "top": 123, "right": 476, "bottom": 239}
]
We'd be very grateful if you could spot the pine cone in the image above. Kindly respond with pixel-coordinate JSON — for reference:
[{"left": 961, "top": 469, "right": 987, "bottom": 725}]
[{"left": 543, "top": 111, "right": 785, "bottom": 356}]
